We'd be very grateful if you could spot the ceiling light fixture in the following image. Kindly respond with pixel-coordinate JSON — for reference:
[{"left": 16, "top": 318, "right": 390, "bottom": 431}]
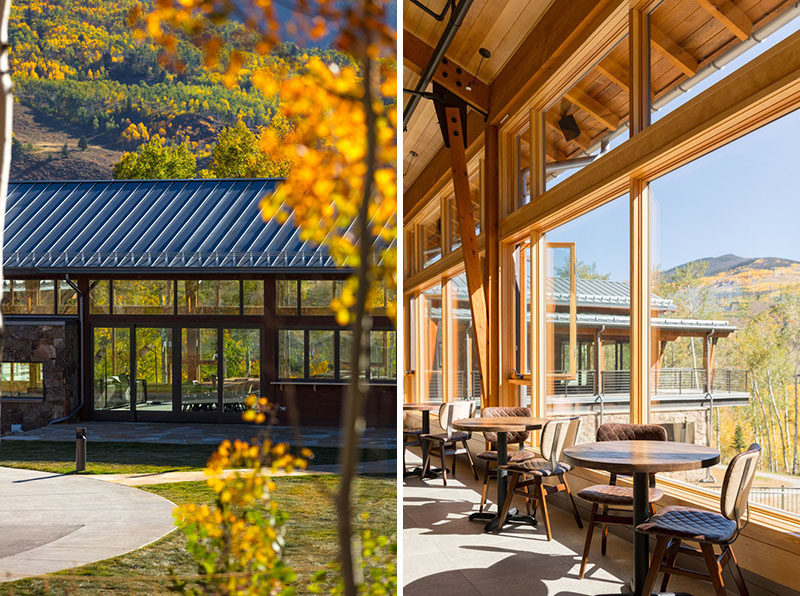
[{"left": 465, "top": 48, "right": 490, "bottom": 92}]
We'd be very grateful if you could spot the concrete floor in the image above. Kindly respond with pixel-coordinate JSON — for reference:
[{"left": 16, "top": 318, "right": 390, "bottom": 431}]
[
  {"left": 2, "top": 421, "right": 396, "bottom": 449},
  {"left": 0, "top": 466, "right": 175, "bottom": 582},
  {"left": 403, "top": 449, "right": 707, "bottom": 596}
]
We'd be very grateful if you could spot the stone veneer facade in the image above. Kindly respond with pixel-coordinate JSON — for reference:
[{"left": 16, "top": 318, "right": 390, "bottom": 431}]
[{"left": 1, "top": 320, "right": 80, "bottom": 433}]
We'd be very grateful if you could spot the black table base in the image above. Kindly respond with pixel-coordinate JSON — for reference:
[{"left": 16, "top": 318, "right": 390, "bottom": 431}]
[
  {"left": 470, "top": 507, "right": 538, "bottom": 533},
  {"left": 404, "top": 409, "right": 444, "bottom": 479}
]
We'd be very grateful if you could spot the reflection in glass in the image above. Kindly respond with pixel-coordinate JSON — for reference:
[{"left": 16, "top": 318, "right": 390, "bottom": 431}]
[
  {"left": 1, "top": 280, "right": 55, "bottom": 315},
  {"left": 243, "top": 281, "right": 264, "bottom": 315},
  {"left": 340, "top": 330, "right": 352, "bottom": 380},
  {"left": 420, "top": 284, "right": 443, "bottom": 401},
  {"left": 278, "top": 329, "right": 304, "bottom": 378},
  {"left": 113, "top": 280, "right": 173, "bottom": 315},
  {"left": 449, "top": 274, "right": 478, "bottom": 399},
  {"left": 223, "top": 329, "right": 260, "bottom": 411},
  {"left": 276, "top": 280, "right": 298, "bottom": 315},
  {"left": 178, "top": 280, "right": 239, "bottom": 315},
  {"left": 517, "top": 126, "right": 530, "bottom": 207},
  {"left": 90, "top": 280, "right": 109, "bottom": 314},
  {"left": 181, "top": 328, "right": 218, "bottom": 412},
  {"left": 1, "top": 362, "right": 44, "bottom": 399},
  {"left": 94, "top": 327, "right": 131, "bottom": 411},
  {"left": 421, "top": 212, "right": 442, "bottom": 268},
  {"left": 309, "top": 330, "right": 335, "bottom": 378},
  {"left": 136, "top": 328, "right": 173, "bottom": 411},
  {"left": 370, "top": 330, "right": 397, "bottom": 381},
  {"left": 301, "top": 280, "right": 336, "bottom": 315},
  {"left": 58, "top": 281, "right": 78, "bottom": 315}
]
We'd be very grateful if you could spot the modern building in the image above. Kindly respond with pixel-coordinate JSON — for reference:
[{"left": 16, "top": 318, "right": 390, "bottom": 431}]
[{"left": 0, "top": 178, "right": 396, "bottom": 431}]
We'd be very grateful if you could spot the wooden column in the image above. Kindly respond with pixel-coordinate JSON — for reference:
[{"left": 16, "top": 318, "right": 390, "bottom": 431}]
[
  {"left": 445, "top": 106, "right": 489, "bottom": 406},
  {"left": 629, "top": 6, "right": 650, "bottom": 135},
  {"left": 485, "top": 124, "right": 501, "bottom": 407},
  {"left": 630, "top": 178, "right": 650, "bottom": 424},
  {"left": 531, "top": 231, "right": 547, "bottom": 419}
]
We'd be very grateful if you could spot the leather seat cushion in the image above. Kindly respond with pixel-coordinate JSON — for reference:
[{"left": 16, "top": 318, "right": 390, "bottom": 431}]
[
  {"left": 578, "top": 484, "right": 664, "bottom": 505},
  {"left": 636, "top": 506, "right": 737, "bottom": 544},
  {"left": 421, "top": 431, "right": 470, "bottom": 443},
  {"left": 501, "top": 457, "right": 571, "bottom": 476},
  {"left": 476, "top": 449, "right": 536, "bottom": 462}
]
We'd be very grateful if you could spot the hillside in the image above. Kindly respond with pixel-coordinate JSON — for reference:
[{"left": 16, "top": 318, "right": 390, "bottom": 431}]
[{"left": 8, "top": 0, "right": 359, "bottom": 180}]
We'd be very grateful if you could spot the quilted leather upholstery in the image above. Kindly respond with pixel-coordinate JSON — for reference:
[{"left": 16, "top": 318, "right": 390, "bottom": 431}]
[
  {"left": 476, "top": 449, "right": 536, "bottom": 462},
  {"left": 481, "top": 406, "right": 532, "bottom": 444},
  {"left": 577, "top": 484, "right": 664, "bottom": 505},
  {"left": 501, "top": 457, "right": 572, "bottom": 476},
  {"left": 421, "top": 431, "right": 470, "bottom": 443},
  {"left": 636, "top": 506, "right": 737, "bottom": 544},
  {"left": 596, "top": 423, "right": 668, "bottom": 442}
]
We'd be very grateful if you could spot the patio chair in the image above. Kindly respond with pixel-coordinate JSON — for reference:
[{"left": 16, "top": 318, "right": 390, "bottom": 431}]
[
  {"left": 475, "top": 406, "right": 536, "bottom": 513},
  {"left": 421, "top": 401, "right": 478, "bottom": 486},
  {"left": 578, "top": 423, "right": 668, "bottom": 579},
  {"left": 402, "top": 412, "right": 424, "bottom": 473},
  {"left": 638, "top": 443, "right": 761, "bottom": 596},
  {"left": 498, "top": 416, "right": 583, "bottom": 539}
]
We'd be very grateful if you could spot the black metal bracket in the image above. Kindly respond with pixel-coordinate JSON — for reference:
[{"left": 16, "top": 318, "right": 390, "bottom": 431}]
[{"left": 404, "top": 83, "right": 471, "bottom": 148}]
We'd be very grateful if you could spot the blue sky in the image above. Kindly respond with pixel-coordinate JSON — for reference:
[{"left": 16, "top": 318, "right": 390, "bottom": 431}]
[{"left": 547, "top": 18, "right": 800, "bottom": 281}]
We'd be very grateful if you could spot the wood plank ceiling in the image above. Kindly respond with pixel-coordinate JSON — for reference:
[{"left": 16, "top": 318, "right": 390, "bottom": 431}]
[{"left": 404, "top": 0, "right": 797, "bottom": 193}]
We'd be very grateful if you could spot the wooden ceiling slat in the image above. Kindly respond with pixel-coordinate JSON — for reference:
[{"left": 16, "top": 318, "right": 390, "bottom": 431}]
[{"left": 694, "top": 0, "right": 753, "bottom": 40}]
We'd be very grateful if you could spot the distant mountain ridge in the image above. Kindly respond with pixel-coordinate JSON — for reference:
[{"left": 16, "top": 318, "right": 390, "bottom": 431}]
[{"left": 664, "top": 254, "right": 800, "bottom": 278}]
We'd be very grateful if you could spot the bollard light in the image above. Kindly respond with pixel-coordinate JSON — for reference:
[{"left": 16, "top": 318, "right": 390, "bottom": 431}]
[{"left": 76, "top": 427, "right": 87, "bottom": 472}]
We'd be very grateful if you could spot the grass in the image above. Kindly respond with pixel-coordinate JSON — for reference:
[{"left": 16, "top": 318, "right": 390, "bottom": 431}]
[
  {"left": 0, "top": 440, "right": 395, "bottom": 475},
  {"left": 0, "top": 475, "right": 396, "bottom": 595}
]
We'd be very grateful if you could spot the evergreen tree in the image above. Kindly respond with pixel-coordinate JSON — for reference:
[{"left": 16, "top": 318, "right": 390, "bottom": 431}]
[
  {"left": 77, "top": 136, "right": 88, "bottom": 151},
  {"left": 60, "top": 142, "right": 68, "bottom": 158},
  {"left": 732, "top": 423, "right": 747, "bottom": 452}
]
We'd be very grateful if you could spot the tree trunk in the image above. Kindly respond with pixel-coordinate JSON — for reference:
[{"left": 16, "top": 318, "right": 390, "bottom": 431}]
[
  {"left": 766, "top": 370, "right": 789, "bottom": 472},
  {"left": 0, "top": 0, "right": 13, "bottom": 436},
  {"left": 793, "top": 364, "right": 798, "bottom": 475},
  {"left": 753, "top": 377, "right": 775, "bottom": 472},
  {"left": 336, "top": 52, "right": 377, "bottom": 596}
]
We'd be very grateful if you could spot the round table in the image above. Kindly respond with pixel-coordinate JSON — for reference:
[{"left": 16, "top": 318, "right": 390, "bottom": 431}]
[
  {"left": 563, "top": 441, "right": 719, "bottom": 596},
  {"left": 403, "top": 402, "right": 443, "bottom": 478},
  {"left": 452, "top": 416, "right": 547, "bottom": 533}
]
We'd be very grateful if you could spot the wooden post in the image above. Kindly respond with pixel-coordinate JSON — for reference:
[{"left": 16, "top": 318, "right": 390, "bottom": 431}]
[
  {"left": 629, "top": 6, "right": 651, "bottom": 135},
  {"left": 485, "top": 125, "right": 500, "bottom": 407},
  {"left": 444, "top": 107, "right": 489, "bottom": 406},
  {"left": 630, "top": 178, "right": 650, "bottom": 424}
]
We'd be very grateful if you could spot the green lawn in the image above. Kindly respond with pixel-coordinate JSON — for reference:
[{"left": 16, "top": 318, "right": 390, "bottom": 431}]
[
  {"left": 0, "top": 476, "right": 396, "bottom": 595},
  {"left": 0, "top": 440, "right": 394, "bottom": 475}
]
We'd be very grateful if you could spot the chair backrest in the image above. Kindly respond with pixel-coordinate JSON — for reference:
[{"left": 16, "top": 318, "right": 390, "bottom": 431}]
[
  {"left": 720, "top": 443, "right": 761, "bottom": 533},
  {"left": 438, "top": 401, "right": 475, "bottom": 438},
  {"left": 480, "top": 406, "right": 532, "bottom": 445},
  {"left": 540, "top": 417, "right": 581, "bottom": 472},
  {"left": 596, "top": 423, "right": 668, "bottom": 442}
]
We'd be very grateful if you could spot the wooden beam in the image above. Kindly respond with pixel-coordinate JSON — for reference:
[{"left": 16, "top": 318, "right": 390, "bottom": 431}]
[
  {"left": 445, "top": 106, "right": 489, "bottom": 407},
  {"left": 403, "top": 29, "right": 490, "bottom": 114},
  {"left": 596, "top": 57, "right": 629, "bottom": 92},
  {"left": 630, "top": 7, "right": 651, "bottom": 135},
  {"left": 651, "top": 24, "right": 698, "bottom": 77},
  {"left": 484, "top": 125, "right": 500, "bottom": 408},
  {"left": 695, "top": 0, "right": 752, "bottom": 42},
  {"left": 565, "top": 85, "right": 620, "bottom": 131},
  {"left": 630, "top": 178, "right": 650, "bottom": 424}
]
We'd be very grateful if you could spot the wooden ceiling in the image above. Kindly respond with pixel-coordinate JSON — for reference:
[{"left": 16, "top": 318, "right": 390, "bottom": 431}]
[
  {"left": 403, "top": 0, "right": 555, "bottom": 190},
  {"left": 404, "top": 0, "right": 798, "bottom": 194}
]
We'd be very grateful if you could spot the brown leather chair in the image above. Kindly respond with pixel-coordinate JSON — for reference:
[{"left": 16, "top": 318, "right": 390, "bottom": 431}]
[
  {"left": 578, "top": 423, "right": 667, "bottom": 579},
  {"left": 421, "top": 401, "right": 479, "bottom": 486},
  {"left": 638, "top": 444, "right": 761, "bottom": 596},
  {"left": 498, "top": 417, "right": 583, "bottom": 539},
  {"left": 475, "top": 406, "right": 536, "bottom": 513}
]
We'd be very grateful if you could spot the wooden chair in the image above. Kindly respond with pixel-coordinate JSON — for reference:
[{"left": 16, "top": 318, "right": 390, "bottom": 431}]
[
  {"left": 402, "top": 413, "right": 424, "bottom": 473},
  {"left": 498, "top": 417, "right": 583, "bottom": 539},
  {"left": 475, "top": 406, "right": 536, "bottom": 513},
  {"left": 638, "top": 443, "right": 761, "bottom": 596},
  {"left": 421, "top": 401, "right": 478, "bottom": 486},
  {"left": 578, "top": 423, "right": 668, "bottom": 579}
]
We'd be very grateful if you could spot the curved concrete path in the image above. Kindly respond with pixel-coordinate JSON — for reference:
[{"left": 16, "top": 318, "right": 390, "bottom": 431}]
[{"left": 0, "top": 466, "right": 176, "bottom": 582}]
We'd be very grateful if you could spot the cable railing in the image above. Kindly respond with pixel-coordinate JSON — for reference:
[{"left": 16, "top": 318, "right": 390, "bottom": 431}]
[
  {"left": 749, "top": 486, "right": 800, "bottom": 515},
  {"left": 549, "top": 368, "right": 749, "bottom": 397}
]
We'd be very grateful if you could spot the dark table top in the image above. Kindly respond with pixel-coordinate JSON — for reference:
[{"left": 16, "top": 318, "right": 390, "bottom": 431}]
[{"left": 563, "top": 440, "right": 720, "bottom": 474}]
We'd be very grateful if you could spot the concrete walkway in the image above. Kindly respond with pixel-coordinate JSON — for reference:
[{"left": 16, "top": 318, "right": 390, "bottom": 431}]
[
  {"left": 0, "top": 466, "right": 176, "bottom": 582},
  {"left": 2, "top": 422, "right": 395, "bottom": 449}
]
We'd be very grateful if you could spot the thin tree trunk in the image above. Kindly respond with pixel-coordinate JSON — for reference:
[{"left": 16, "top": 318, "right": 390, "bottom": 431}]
[
  {"left": 336, "top": 51, "right": 377, "bottom": 596},
  {"left": 753, "top": 377, "right": 775, "bottom": 472},
  {"left": 793, "top": 364, "right": 798, "bottom": 475},
  {"left": 0, "top": 0, "right": 13, "bottom": 436},
  {"left": 767, "top": 370, "right": 789, "bottom": 472}
]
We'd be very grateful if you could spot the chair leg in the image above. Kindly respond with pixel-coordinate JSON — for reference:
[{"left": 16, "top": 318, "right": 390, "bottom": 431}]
[
  {"left": 523, "top": 483, "right": 532, "bottom": 516},
  {"left": 537, "top": 479, "right": 552, "bottom": 541},
  {"left": 562, "top": 474, "right": 583, "bottom": 529},
  {"left": 479, "top": 462, "right": 491, "bottom": 513},
  {"left": 700, "top": 543, "right": 726, "bottom": 596},
  {"left": 660, "top": 539, "right": 680, "bottom": 593},
  {"left": 579, "top": 503, "right": 598, "bottom": 579},
  {"left": 727, "top": 545, "right": 749, "bottom": 596},
  {"left": 600, "top": 504, "right": 609, "bottom": 555},
  {"left": 451, "top": 442, "right": 458, "bottom": 480},
  {"left": 421, "top": 440, "right": 431, "bottom": 478},
  {"left": 440, "top": 443, "right": 448, "bottom": 486},
  {"left": 463, "top": 440, "right": 478, "bottom": 480},
  {"left": 497, "top": 472, "right": 518, "bottom": 534},
  {"left": 641, "top": 536, "right": 670, "bottom": 596}
]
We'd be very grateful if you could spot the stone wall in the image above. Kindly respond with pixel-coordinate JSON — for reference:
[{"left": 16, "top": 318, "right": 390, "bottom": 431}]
[{"left": 1, "top": 320, "right": 80, "bottom": 433}]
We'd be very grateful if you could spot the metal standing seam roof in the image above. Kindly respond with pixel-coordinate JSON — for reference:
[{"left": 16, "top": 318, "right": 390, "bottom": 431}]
[{"left": 2, "top": 179, "right": 393, "bottom": 274}]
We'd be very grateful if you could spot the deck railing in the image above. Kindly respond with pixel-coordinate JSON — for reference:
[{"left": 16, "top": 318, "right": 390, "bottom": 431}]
[{"left": 550, "top": 368, "right": 749, "bottom": 397}]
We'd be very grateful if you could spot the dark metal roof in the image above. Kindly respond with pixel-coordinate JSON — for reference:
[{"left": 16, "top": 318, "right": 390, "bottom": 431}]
[{"left": 3, "top": 179, "right": 389, "bottom": 274}]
